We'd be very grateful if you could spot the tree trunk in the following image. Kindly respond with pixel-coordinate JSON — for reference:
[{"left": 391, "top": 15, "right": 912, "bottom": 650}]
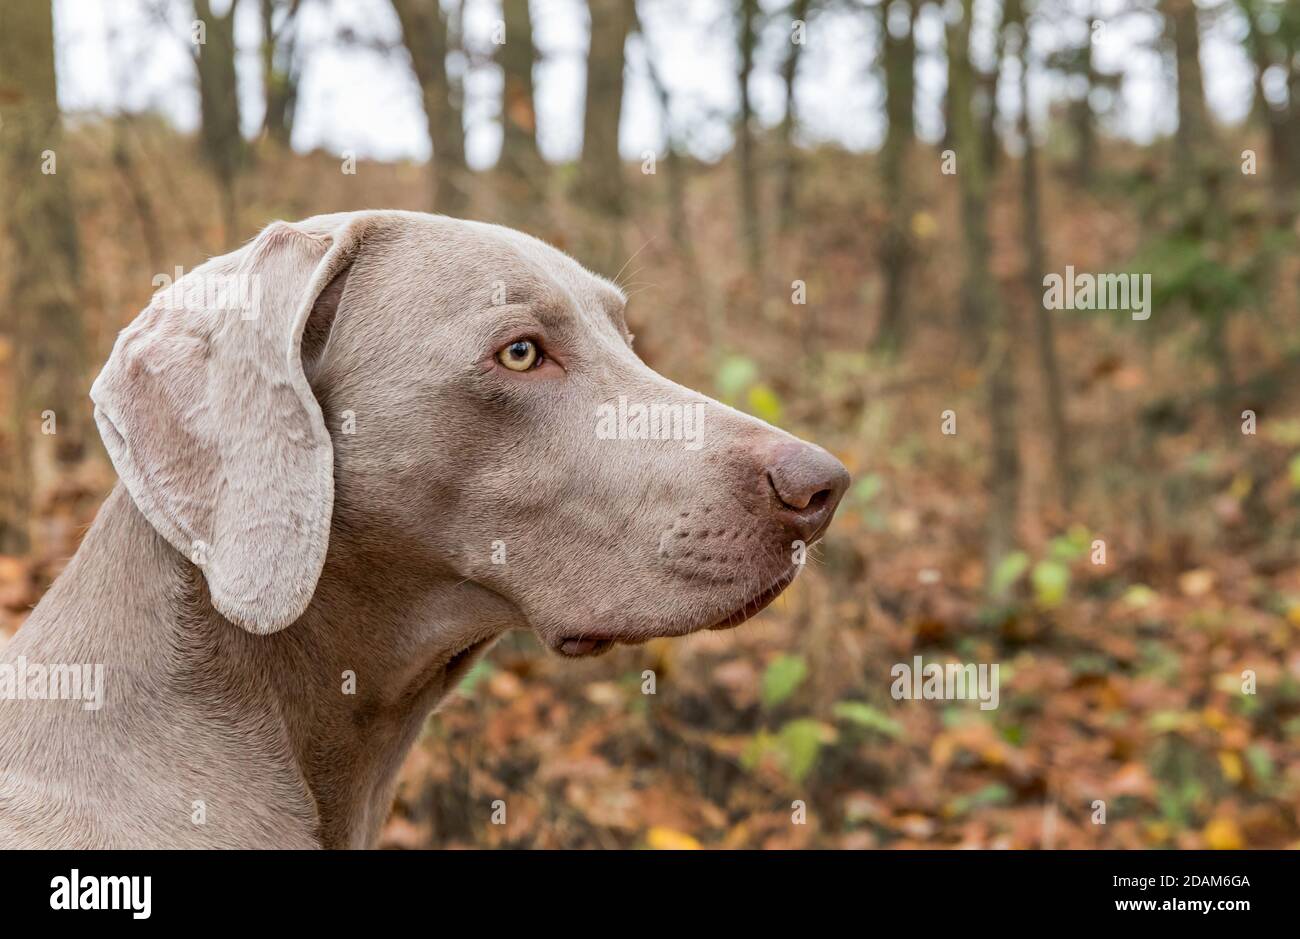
[
  {"left": 576, "top": 0, "right": 633, "bottom": 216},
  {"left": 876, "top": 0, "right": 917, "bottom": 350},
  {"left": 980, "top": 0, "right": 1007, "bottom": 177},
  {"left": 1237, "top": 0, "right": 1294, "bottom": 206},
  {"left": 778, "top": 0, "right": 812, "bottom": 232},
  {"left": 640, "top": 12, "right": 693, "bottom": 263},
  {"left": 1012, "top": 0, "right": 1072, "bottom": 508},
  {"left": 736, "top": 0, "right": 762, "bottom": 274},
  {"left": 639, "top": 2, "right": 724, "bottom": 349},
  {"left": 1071, "top": 0, "right": 1097, "bottom": 186},
  {"left": 1285, "top": 29, "right": 1300, "bottom": 188},
  {"left": 574, "top": 0, "right": 635, "bottom": 274},
  {"left": 949, "top": 0, "right": 1021, "bottom": 595},
  {"left": 1163, "top": 0, "right": 1210, "bottom": 186},
  {"left": 260, "top": 0, "right": 302, "bottom": 147},
  {"left": 497, "top": 0, "right": 547, "bottom": 212},
  {"left": 193, "top": 0, "right": 244, "bottom": 244},
  {"left": 392, "top": 0, "right": 470, "bottom": 216},
  {"left": 0, "top": 0, "right": 87, "bottom": 553}
]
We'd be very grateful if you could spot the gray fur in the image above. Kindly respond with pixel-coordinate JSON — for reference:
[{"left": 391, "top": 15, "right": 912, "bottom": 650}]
[{"left": 0, "top": 212, "right": 847, "bottom": 848}]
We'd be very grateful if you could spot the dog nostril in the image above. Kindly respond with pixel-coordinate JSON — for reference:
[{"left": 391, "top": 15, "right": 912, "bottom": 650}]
[
  {"left": 767, "top": 471, "right": 809, "bottom": 512},
  {"left": 804, "top": 488, "right": 832, "bottom": 513},
  {"left": 764, "top": 442, "right": 851, "bottom": 536},
  {"left": 766, "top": 469, "right": 835, "bottom": 513}
]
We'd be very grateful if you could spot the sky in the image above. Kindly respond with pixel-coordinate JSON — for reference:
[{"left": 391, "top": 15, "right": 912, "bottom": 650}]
[{"left": 52, "top": 0, "right": 1258, "bottom": 171}]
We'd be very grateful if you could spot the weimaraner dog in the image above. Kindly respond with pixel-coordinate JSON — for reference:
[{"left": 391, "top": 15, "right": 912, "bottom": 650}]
[{"left": 0, "top": 211, "right": 848, "bottom": 848}]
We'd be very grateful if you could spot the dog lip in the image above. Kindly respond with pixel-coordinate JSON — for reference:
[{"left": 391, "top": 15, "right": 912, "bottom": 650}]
[
  {"left": 550, "top": 568, "right": 798, "bottom": 656},
  {"left": 705, "top": 567, "right": 798, "bottom": 631},
  {"left": 556, "top": 636, "right": 615, "bottom": 657}
]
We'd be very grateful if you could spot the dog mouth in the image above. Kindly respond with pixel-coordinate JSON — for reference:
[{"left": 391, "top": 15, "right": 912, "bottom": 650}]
[
  {"left": 705, "top": 567, "right": 798, "bottom": 630},
  {"left": 553, "top": 567, "right": 799, "bottom": 658}
]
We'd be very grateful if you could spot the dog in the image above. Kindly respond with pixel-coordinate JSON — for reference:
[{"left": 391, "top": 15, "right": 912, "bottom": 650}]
[{"left": 0, "top": 211, "right": 848, "bottom": 848}]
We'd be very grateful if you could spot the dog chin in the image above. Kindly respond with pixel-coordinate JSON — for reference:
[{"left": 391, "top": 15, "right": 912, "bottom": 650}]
[{"left": 548, "top": 566, "right": 800, "bottom": 658}]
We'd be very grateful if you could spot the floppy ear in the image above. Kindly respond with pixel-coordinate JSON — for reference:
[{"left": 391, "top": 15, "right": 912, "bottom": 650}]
[{"left": 91, "top": 219, "right": 366, "bottom": 634}]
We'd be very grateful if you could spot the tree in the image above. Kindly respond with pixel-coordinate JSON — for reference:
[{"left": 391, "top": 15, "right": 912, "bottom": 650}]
[
  {"left": 574, "top": 0, "right": 636, "bottom": 273},
  {"left": 1067, "top": 0, "right": 1098, "bottom": 185},
  {"left": 948, "top": 0, "right": 1022, "bottom": 593},
  {"left": 392, "top": 0, "right": 470, "bottom": 216},
  {"left": 1235, "top": 0, "right": 1299, "bottom": 210},
  {"left": 497, "top": 0, "right": 547, "bottom": 211},
  {"left": 1010, "top": 0, "right": 1072, "bottom": 507},
  {"left": 193, "top": 0, "right": 245, "bottom": 243},
  {"left": 1162, "top": 0, "right": 1211, "bottom": 186},
  {"left": 979, "top": 0, "right": 1008, "bottom": 177},
  {"left": 576, "top": 0, "right": 634, "bottom": 216},
  {"left": 1042, "top": 0, "right": 1119, "bottom": 187},
  {"left": 637, "top": 0, "right": 726, "bottom": 349},
  {"left": 876, "top": 0, "right": 919, "bottom": 350},
  {"left": 777, "top": 0, "right": 813, "bottom": 233},
  {"left": 639, "top": 5, "right": 695, "bottom": 265},
  {"left": 736, "top": 0, "right": 763, "bottom": 273},
  {"left": 0, "top": 0, "right": 88, "bottom": 552},
  {"left": 260, "top": 0, "right": 304, "bottom": 147}
]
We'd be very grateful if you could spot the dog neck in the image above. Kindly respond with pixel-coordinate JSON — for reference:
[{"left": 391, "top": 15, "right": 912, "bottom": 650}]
[
  {"left": 10, "top": 484, "right": 507, "bottom": 848},
  {"left": 256, "top": 515, "right": 510, "bottom": 848}
]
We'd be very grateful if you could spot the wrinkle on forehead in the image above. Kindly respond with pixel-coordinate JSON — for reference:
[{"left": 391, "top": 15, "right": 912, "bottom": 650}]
[
  {"left": 472, "top": 227, "right": 631, "bottom": 341},
  {"left": 347, "top": 212, "right": 633, "bottom": 344}
]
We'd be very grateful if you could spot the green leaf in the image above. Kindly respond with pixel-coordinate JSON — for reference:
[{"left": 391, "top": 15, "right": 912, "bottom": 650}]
[
  {"left": 1288, "top": 453, "right": 1300, "bottom": 490},
  {"left": 1031, "top": 559, "right": 1070, "bottom": 608},
  {"left": 761, "top": 654, "right": 808, "bottom": 708},
  {"left": 1148, "top": 710, "right": 1191, "bottom": 733},
  {"left": 746, "top": 383, "right": 783, "bottom": 423},
  {"left": 947, "top": 782, "right": 1012, "bottom": 816},
  {"left": 1124, "top": 584, "right": 1158, "bottom": 608},
  {"left": 832, "top": 701, "right": 904, "bottom": 739},
  {"left": 1266, "top": 419, "right": 1300, "bottom": 446},
  {"left": 776, "top": 719, "right": 827, "bottom": 782},
  {"left": 1048, "top": 525, "right": 1091, "bottom": 561},
  {"left": 1245, "top": 745, "right": 1274, "bottom": 782},
  {"left": 716, "top": 355, "right": 758, "bottom": 399},
  {"left": 851, "top": 473, "right": 884, "bottom": 505},
  {"left": 740, "top": 731, "right": 776, "bottom": 772},
  {"left": 741, "top": 720, "right": 832, "bottom": 783},
  {"left": 990, "top": 551, "right": 1030, "bottom": 598}
]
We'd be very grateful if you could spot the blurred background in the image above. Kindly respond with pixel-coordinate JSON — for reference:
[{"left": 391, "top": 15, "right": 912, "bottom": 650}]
[{"left": 1, "top": 0, "right": 1299, "bottom": 848}]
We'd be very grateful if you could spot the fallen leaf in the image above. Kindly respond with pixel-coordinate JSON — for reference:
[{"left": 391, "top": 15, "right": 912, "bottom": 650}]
[
  {"left": 645, "top": 826, "right": 702, "bottom": 850},
  {"left": 1203, "top": 817, "right": 1244, "bottom": 850}
]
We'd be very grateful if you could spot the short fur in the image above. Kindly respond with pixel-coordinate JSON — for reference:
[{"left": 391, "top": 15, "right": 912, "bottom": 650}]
[{"left": 0, "top": 212, "right": 847, "bottom": 848}]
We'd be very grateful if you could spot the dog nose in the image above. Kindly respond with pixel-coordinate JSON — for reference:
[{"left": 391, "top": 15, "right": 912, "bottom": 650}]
[{"left": 765, "top": 441, "right": 850, "bottom": 542}]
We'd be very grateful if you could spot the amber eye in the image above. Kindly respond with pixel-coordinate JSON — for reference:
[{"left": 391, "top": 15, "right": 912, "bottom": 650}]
[{"left": 497, "top": 339, "right": 540, "bottom": 371}]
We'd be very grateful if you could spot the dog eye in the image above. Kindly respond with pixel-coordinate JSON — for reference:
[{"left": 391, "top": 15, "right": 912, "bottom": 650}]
[{"left": 497, "top": 339, "right": 541, "bottom": 371}]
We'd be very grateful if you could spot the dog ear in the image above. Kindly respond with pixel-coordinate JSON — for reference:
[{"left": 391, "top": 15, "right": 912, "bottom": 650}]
[{"left": 91, "top": 219, "right": 367, "bottom": 634}]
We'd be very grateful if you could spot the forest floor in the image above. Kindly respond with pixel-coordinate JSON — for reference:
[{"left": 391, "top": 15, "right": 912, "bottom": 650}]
[{"left": 2, "top": 121, "right": 1299, "bottom": 848}]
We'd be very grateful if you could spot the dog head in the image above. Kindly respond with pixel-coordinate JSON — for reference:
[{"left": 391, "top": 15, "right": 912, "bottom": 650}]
[{"left": 92, "top": 212, "right": 849, "bottom": 655}]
